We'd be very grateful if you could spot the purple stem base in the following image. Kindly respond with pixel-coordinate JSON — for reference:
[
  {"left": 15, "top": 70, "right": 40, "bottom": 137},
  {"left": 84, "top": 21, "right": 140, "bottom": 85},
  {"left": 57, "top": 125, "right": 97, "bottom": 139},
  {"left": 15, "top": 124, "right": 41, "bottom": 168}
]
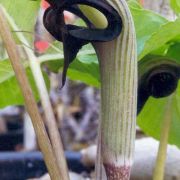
[{"left": 104, "top": 163, "right": 131, "bottom": 180}]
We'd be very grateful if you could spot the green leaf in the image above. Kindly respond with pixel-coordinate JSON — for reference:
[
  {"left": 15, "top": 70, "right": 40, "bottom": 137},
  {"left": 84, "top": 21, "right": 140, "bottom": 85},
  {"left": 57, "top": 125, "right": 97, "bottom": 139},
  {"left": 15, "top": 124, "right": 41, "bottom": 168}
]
[
  {"left": 138, "top": 84, "right": 180, "bottom": 148},
  {"left": 67, "top": 54, "right": 100, "bottom": 87},
  {"left": 44, "top": 53, "right": 100, "bottom": 87},
  {"left": 0, "top": 0, "right": 40, "bottom": 43},
  {"left": 128, "top": 0, "right": 168, "bottom": 57},
  {"left": 139, "top": 18, "right": 180, "bottom": 59},
  {"left": 0, "top": 60, "right": 49, "bottom": 108},
  {"left": 128, "top": 0, "right": 142, "bottom": 9},
  {"left": 170, "top": 0, "right": 180, "bottom": 15},
  {"left": 166, "top": 42, "right": 180, "bottom": 61}
]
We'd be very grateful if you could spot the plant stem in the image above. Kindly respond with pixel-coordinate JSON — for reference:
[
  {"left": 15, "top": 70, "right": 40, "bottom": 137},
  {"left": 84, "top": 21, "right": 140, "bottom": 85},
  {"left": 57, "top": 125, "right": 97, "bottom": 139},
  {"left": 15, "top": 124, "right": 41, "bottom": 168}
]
[
  {"left": 0, "top": 6, "right": 60, "bottom": 180},
  {"left": 2, "top": 6, "right": 69, "bottom": 180},
  {"left": 28, "top": 55, "right": 69, "bottom": 180},
  {"left": 80, "top": 1, "right": 137, "bottom": 179},
  {"left": 153, "top": 95, "right": 173, "bottom": 180}
]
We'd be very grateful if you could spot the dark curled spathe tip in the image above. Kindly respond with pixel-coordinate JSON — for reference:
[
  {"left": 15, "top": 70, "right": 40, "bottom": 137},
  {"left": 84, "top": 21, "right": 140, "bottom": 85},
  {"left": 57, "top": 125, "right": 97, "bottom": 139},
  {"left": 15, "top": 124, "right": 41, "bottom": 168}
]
[
  {"left": 43, "top": 0, "right": 122, "bottom": 87},
  {"left": 137, "top": 57, "right": 180, "bottom": 114}
]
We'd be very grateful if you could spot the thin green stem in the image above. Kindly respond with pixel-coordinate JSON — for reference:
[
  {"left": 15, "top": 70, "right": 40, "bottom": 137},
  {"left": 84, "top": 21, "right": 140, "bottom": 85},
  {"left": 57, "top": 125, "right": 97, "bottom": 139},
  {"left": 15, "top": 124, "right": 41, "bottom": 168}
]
[
  {"left": 153, "top": 95, "right": 173, "bottom": 180},
  {"left": 2, "top": 6, "right": 69, "bottom": 180}
]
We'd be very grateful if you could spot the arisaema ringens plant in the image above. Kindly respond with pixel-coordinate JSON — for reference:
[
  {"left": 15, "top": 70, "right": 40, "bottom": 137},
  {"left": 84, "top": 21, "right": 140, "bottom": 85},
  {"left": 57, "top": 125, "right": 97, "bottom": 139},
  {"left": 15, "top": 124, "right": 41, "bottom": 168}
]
[
  {"left": 43, "top": 0, "right": 137, "bottom": 179},
  {"left": 43, "top": 0, "right": 180, "bottom": 179}
]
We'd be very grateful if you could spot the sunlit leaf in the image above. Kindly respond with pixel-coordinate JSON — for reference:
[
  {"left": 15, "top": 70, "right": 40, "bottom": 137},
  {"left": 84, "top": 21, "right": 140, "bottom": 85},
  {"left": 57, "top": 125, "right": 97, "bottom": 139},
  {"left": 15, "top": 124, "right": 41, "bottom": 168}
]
[
  {"left": 0, "top": 0, "right": 40, "bottom": 43},
  {"left": 138, "top": 85, "right": 180, "bottom": 148},
  {"left": 128, "top": 0, "right": 168, "bottom": 57},
  {"left": 139, "top": 18, "right": 180, "bottom": 59},
  {"left": 0, "top": 59, "right": 49, "bottom": 108},
  {"left": 170, "top": 0, "right": 180, "bottom": 15}
]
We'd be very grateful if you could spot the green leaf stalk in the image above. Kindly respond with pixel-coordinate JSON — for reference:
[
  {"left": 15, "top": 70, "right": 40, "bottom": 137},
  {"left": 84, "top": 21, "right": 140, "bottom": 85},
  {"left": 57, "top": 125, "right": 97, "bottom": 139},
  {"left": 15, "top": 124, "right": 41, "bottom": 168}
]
[{"left": 80, "top": 0, "right": 137, "bottom": 179}]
